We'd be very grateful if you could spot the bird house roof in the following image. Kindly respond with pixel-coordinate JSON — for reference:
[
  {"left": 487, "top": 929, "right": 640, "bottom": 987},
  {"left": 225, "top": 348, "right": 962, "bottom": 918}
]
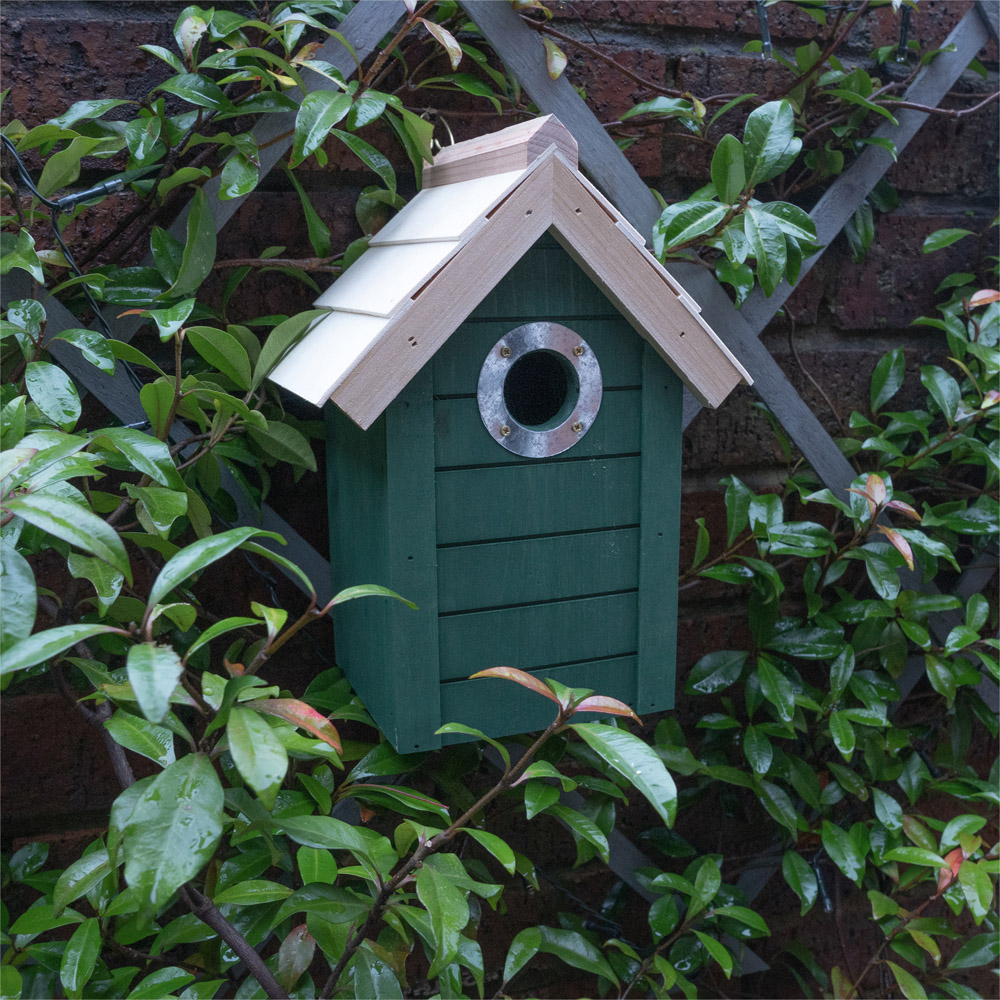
[{"left": 269, "top": 115, "right": 751, "bottom": 429}]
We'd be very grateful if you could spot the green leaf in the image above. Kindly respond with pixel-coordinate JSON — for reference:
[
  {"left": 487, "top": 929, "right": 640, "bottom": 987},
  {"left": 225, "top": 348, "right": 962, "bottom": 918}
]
[
  {"left": 949, "top": 932, "right": 999, "bottom": 969},
  {"left": 656, "top": 201, "right": 727, "bottom": 253},
  {"left": 126, "top": 643, "right": 183, "bottom": 725},
  {"left": 351, "top": 946, "right": 404, "bottom": 999},
  {"left": 871, "top": 347, "right": 905, "bottom": 412},
  {"left": 125, "top": 485, "right": 187, "bottom": 539},
  {"left": 219, "top": 151, "right": 259, "bottom": 200},
  {"left": 212, "top": 880, "right": 293, "bottom": 905},
  {"left": 693, "top": 930, "right": 733, "bottom": 978},
  {"left": 502, "top": 927, "right": 541, "bottom": 986},
  {"left": 685, "top": 650, "right": 746, "bottom": 694},
  {"left": 873, "top": 788, "right": 903, "bottom": 832},
  {"left": 104, "top": 710, "right": 175, "bottom": 767},
  {"left": 921, "top": 228, "right": 974, "bottom": 253},
  {"left": 757, "top": 654, "right": 795, "bottom": 721},
  {"left": 0, "top": 541, "right": 36, "bottom": 646},
  {"left": 185, "top": 326, "right": 252, "bottom": 389},
  {"left": 60, "top": 917, "right": 101, "bottom": 996},
  {"left": 278, "top": 816, "right": 396, "bottom": 878},
  {"left": 711, "top": 134, "right": 746, "bottom": 203},
  {"left": 416, "top": 863, "right": 469, "bottom": 979},
  {"left": 745, "top": 206, "right": 787, "bottom": 296},
  {"left": 882, "top": 846, "right": 949, "bottom": 868},
  {"left": 759, "top": 201, "right": 817, "bottom": 243},
  {"left": 227, "top": 707, "right": 291, "bottom": 810},
  {"left": 146, "top": 526, "right": 281, "bottom": 611},
  {"left": 886, "top": 961, "right": 928, "bottom": 1000},
  {"left": 0, "top": 229, "right": 44, "bottom": 282},
  {"left": 156, "top": 72, "right": 235, "bottom": 113},
  {"left": 756, "top": 779, "right": 799, "bottom": 832},
  {"left": 782, "top": 851, "right": 818, "bottom": 915},
  {"left": 1, "top": 622, "right": 118, "bottom": 676},
  {"left": 535, "top": 926, "right": 618, "bottom": 984},
  {"left": 331, "top": 129, "right": 396, "bottom": 198},
  {"left": 38, "top": 135, "right": 102, "bottom": 198},
  {"left": 690, "top": 857, "right": 722, "bottom": 916},
  {"left": 25, "top": 361, "right": 81, "bottom": 427},
  {"left": 462, "top": 828, "right": 516, "bottom": 874},
  {"left": 436, "top": 722, "right": 510, "bottom": 771},
  {"left": 822, "top": 820, "right": 866, "bottom": 886},
  {"left": 920, "top": 365, "right": 961, "bottom": 424},
  {"left": 743, "top": 99, "right": 796, "bottom": 186},
  {"left": 829, "top": 711, "right": 855, "bottom": 759},
  {"left": 292, "top": 90, "right": 352, "bottom": 166},
  {"left": 743, "top": 725, "right": 772, "bottom": 774},
  {"left": 247, "top": 419, "right": 317, "bottom": 471},
  {"left": 95, "top": 426, "right": 183, "bottom": 489},
  {"left": 52, "top": 328, "right": 115, "bottom": 374},
  {"left": 958, "top": 860, "right": 993, "bottom": 923},
  {"left": 252, "top": 309, "right": 329, "bottom": 390},
  {"left": 54, "top": 850, "right": 113, "bottom": 917},
  {"left": 164, "top": 187, "right": 217, "bottom": 297},
  {"left": 123, "top": 754, "right": 224, "bottom": 914},
  {"left": 284, "top": 165, "right": 331, "bottom": 258},
  {"left": 570, "top": 723, "right": 677, "bottom": 827},
  {"left": 297, "top": 847, "right": 337, "bottom": 885},
  {"left": 549, "top": 804, "right": 610, "bottom": 863},
  {"left": 48, "top": 98, "right": 132, "bottom": 129}
]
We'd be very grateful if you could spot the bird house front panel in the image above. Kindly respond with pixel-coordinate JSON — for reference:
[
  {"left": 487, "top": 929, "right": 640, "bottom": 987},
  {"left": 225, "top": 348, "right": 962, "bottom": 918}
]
[{"left": 326, "top": 234, "right": 683, "bottom": 751}]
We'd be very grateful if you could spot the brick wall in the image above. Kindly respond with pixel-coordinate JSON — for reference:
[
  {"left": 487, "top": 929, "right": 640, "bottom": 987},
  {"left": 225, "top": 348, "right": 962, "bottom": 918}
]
[{"left": 2, "top": 1, "right": 997, "bottom": 985}]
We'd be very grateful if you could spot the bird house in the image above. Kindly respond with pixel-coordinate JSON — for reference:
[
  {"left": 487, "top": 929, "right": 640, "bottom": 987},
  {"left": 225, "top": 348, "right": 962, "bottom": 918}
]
[{"left": 270, "top": 116, "right": 750, "bottom": 752}]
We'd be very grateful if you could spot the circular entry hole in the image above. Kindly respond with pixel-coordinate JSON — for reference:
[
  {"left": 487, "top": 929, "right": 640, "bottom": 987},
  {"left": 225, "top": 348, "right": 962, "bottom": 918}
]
[{"left": 503, "top": 349, "right": 579, "bottom": 429}]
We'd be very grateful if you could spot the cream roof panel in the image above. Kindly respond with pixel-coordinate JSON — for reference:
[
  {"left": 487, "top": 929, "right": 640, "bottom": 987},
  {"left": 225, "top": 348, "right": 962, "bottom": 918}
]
[
  {"left": 370, "top": 169, "right": 527, "bottom": 245},
  {"left": 314, "top": 240, "right": 461, "bottom": 317},
  {"left": 268, "top": 310, "right": 389, "bottom": 406}
]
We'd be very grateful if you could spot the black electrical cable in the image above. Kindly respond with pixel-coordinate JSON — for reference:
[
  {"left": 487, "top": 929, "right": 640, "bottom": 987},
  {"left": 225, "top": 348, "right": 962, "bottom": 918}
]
[{"left": 1, "top": 133, "right": 146, "bottom": 392}]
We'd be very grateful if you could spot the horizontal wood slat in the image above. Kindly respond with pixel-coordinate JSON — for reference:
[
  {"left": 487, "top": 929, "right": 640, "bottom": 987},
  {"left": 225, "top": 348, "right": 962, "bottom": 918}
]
[
  {"left": 437, "top": 527, "right": 639, "bottom": 613},
  {"left": 435, "top": 456, "right": 640, "bottom": 544},
  {"left": 440, "top": 655, "right": 637, "bottom": 739},
  {"left": 432, "top": 316, "right": 643, "bottom": 396},
  {"left": 438, "top": 592, "right": 638, "bottom": 680},
  {"left": 434, "top": 390, "right": 641, "bottom": 468}
]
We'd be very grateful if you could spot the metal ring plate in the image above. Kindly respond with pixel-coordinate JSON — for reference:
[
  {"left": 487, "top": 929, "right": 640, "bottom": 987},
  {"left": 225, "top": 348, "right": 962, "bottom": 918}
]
[{"left": 477, "top": 322, "right": 603, "bottom": 458}]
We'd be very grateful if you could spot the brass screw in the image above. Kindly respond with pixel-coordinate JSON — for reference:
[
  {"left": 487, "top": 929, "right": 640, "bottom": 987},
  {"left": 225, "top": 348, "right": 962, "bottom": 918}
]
[
  {"left": 499, "top": 345, "right": 512, "bottom": 358},
  {"left": 573, "top": 345, "right": 585, "bottom": 356},
  {"left": 500, "top": 425, "right": 511, "bottom": 437},
  {"left": 572, "top": 421, "right": 583, "bottom": 433}
]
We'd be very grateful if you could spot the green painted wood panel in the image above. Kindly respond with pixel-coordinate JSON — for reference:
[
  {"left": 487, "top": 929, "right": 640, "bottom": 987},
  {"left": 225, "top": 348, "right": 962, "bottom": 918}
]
[
  {"left": 470, "top": 232, "right": 621, "bottom": 320},
  {"left": 433, "top": 317, "right": 642, "bottom": 397},
  {"left": 327, "top": 368, "right": 443, "bottom": 752},
  {"left": 435, "top": 456, "right": 640, "bottom": 545},
  {"left": 437, "top": 527, "right": 639, "bottom": 613},
  {"left": 440, "top": 655, "right": 637, "bottom": 740},
  {"left": 434, "top": 389, "right": 640, "bottom": 469},
  {"left": 635, "top": 344, "right": 682, "bottom": 713},
  {"left": 438, "top": 592, "right": 638, "bottom": 681}
]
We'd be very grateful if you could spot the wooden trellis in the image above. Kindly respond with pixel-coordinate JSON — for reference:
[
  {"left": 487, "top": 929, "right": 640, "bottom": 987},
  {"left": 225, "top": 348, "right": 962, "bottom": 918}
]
[{"left": 3, "top": 0, "right": 997, "bottom": 973}]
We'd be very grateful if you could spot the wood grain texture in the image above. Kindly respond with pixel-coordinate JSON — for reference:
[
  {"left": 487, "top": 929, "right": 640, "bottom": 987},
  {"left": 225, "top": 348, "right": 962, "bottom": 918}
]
[
  {"left": 635, "top": 343, "right": 682, "bottom": 713},
  {"left": 424, "top": 114, "right": 578, "bottom": 185},
  {"left": 435, "top": 456, "right": 641, "bottom": 545},
  {"left": 438, "top": 592, "right": 638, "bottom": 681},
  {"left": 440, "top": 655, "right": 637, "bottom": 739},
  {"left": 434, "top": 391, "right": 641, "bottom": 469},
  {"left": 437, "top": 527, "right": 640, "bottom": 613}
]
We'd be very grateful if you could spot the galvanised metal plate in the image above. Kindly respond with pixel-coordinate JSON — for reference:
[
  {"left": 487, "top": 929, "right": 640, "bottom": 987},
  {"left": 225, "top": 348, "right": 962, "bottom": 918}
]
[{"left": 477, "top": 322, "right": 603, "bottom": 458}]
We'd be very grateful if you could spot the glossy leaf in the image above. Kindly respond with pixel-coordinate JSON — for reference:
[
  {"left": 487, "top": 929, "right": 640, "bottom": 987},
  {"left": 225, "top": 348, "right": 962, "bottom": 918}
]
[
  {"left": 686, "top": 650, "right": 747, "bottom": 694},
  {"left": 52, "top": 328, "right": 115, "bottom": 374},
  {"left": 212, "top": 880, "right": 293, "bottom": 906},
  {"left": 822, "top": 820, "right": 866, "bottom": 886},
  {"left": 24, "top": 361, "right": 80, "bottom": 427},
  {"left": 126, "top": 643, "right": 183, "bottom": 725},
  {"left": 542, "top": 37, "right": 567, "bottom": 79},
  {"left": 297, "top": 847, "right": 337, "bottom": 885},
  {"left": 164, "top": 188, "right": 217, "bottom": 297},
  {"left": 104, "top": 709, "right": 175, "bottom": 767},
  {"left": 694, "top": 930, "right": 733, "bottom": 978},
  {"left": 922, "top": 228, "right": 974, "bottom": 253},
  {"left": 185, "top": 326, "right": 252, "bottom": 389},
  {"left": 416, "top": 863, "right": 469, "bottom": 978},
  {"left": 570, "top": 722, "right": 677, "bottom": 827},
  {"left": 743, "top": 99, "right": 796, "bottom": 186},
  {"left": 536, "top": 926, "right": 618, "bottom": 984},
  {"left": 53, "top": 850, "right": 113, "bottom": 917},
  {"left": 277, "top": 924, "right": 315, "bottom": 991},
  {"left": 123, "top": 754, "right": 224, "bottom": 913},
  {"left": 292, "top": 90, "right": 352, "bottom": 165},
  {"left": 756, "top": 779, "right": 798, "bottom": 832},
  {"left": 958, "top": 860, "right": 993, "bottom": 923},
  {"left": 782, "top": 851, "right": 818, "bottom": 915},
  {"left": 502, "top": 927, "right": 541, "bottom": 986},
  {"left": 60, "top": 917, "right": 101, "bottom": 996},
  {"left": 462, "top": 828, "right": 516, "bottom": 874},
  {"left": 1, "top": 622, "right": 119, "bottom": 677},
  {"left": 469, "top": 666, "right": 560, "bottom": 704},
  {"left": 711, "top": 133, "right": 746, "bottom": 203},
  {"left": 418, "top": 18, "right": 462, "bottom": 70},
  {"left": 157, "top": 73, "right": 234, "bottom": 113},
  {"left": 243, "top": 698, "right": 341, "bottom": 752},
  {"left": 227, "top": 706, "right": 289, "bottom": 810},
  {"left": 0, "top": 541, "right": 36, "bottom": 646},
  {"left": 871, "top": 347, "right": 905, "bottom": 412},
  {"left": 571, "top": 695, "right": 641, "bottom": 722},
  {"left": 251, "top": 309, "right": 330, "bottom": 390},
  {"left": 95, "top": 426, "right": 183, "bottom": 489},
  {"left": 745, "top": 206, "right": 787, "bottom": 296},
  {"left": 886, "top": 961, "right": 928, "bottom": 1000}
]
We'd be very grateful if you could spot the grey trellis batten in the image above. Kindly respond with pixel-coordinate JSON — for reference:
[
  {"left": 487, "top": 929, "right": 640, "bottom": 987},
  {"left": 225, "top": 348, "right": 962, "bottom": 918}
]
[{"left": 271, "top": 117, "right": 750, "bottom": 750}]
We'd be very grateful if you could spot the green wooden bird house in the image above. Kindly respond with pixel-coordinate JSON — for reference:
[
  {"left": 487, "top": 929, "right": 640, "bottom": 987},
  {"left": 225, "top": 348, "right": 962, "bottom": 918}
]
[{"left": 270, "top": 116, "right": 750, "bottom": 752}]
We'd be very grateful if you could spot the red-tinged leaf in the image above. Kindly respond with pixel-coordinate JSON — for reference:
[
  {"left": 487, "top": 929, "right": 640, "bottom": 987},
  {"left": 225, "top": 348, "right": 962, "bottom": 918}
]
[
  {"left": 402, "top": 0, "right": 416, "bottom": 10},
  {"left": 359, "top": 804, "right": 375, "bottom": 823},
  {"left": 886, "top": 499, "right": 921, "bottom": 520},
  {"left": 876, "top": 525, "right": 914, "bottom": 570},
  {"left": 277, "top": 924, "right": 315, "bottom": 992},
  {"left": 543, "top": 37, "right": 567, "bottom": 79},
  {"left": 846, "top": 487, "right": 877, "bottom": 520},
  {"left": 469, "top": 666, "right": 560, "bottom": 704},
  {"left": 981, "top": 390, "right": 1000, "bottom": 410},
  {"left": 243, "top": 699, "right": 342, "bottom": 753},
  {"left": 572, "top": 695, "right": 642, "bottom": 724},
  {"left": 291, "top": 41, "right": 322, "bottom": 64},
  {"left": 968, "top": 289, "right": 1000, "bottom": 308},
  {"left": 866, "top": 473, "right": 886, "bottom": 507},
  {"left": 224, "top": 658, "right": 245, "bottom": 677},
  {"left": 116, "top": 309, "right": 146, "bottom": 318},
  {"left": 418, "top": 18, "right": 462, "bottom": 70},
  {"left": 935, "top": 846, "right": 963, "bottom": 896}
]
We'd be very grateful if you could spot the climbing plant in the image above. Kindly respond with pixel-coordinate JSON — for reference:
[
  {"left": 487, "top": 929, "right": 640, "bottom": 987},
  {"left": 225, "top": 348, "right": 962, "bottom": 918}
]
[{"left": 1, "top": 1, "right": 997, "bottom": 998}]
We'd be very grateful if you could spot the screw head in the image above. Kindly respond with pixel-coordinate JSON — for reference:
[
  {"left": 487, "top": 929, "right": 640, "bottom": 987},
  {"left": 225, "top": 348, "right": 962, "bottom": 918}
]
[
  {"left": 573, "top": 345, "right": 585, "bottom": 356},
  {"left": 500, "top": 424, "right": 511, "bottom": 437},
  {"left": 572, "top": 421, "right": 583, "bottom": 433},
  {"left": 499, "top": 345, "right": 512, "bottom": 358}
]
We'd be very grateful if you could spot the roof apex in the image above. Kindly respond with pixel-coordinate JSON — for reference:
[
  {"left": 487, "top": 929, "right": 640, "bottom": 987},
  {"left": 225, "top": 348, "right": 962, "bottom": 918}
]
[{"left": 424, "top": 114, "right": 578, "bottom": 187}]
